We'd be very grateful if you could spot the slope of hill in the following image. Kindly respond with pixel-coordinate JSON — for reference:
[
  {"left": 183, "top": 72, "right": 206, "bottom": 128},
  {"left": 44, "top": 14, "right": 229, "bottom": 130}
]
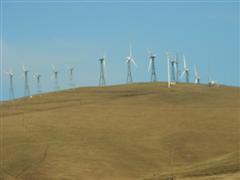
[{"left": 0, "top": 83, "right": 239, "bottom": 180}]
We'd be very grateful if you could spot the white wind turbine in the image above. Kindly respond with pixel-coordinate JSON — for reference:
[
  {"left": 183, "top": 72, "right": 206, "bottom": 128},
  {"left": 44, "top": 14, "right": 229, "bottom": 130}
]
[
  {"left": 99, "top": 55, "right": 106, "bottom": 86},
  {"left": 175, "top": 53, "right": 180, "bottom": 83},
  {"left": 22, "top": 64, "right": 31, "bottom": 97},
  {"left": 51, "top": 65, "right": 60, "bottom": 90},
  {"left": 126, "top": 43, "right": 137, "bottom": 83},
  {"left": 5, "top": 69, "right": 15, "bottom": 100},
  {"left": 148, "top": 50, "right": 157, "bottom": 82},
  {"left": 170, "top": 54, "right": 177, "bottom": 83},
  {"left": 166, "top": 52, "right": 171, "bottom": 88},
  {"left": 180, "top": 54, "right": 190, "bottom": 83},
  {"left": 33, "top": 72, "right": 42, "bottom": 93},
  {"left": 194, "top": 65, "right": 200, "bottom": 84},
  {"left": 66, "top": 65, "right": 75, "bottom": 87}
]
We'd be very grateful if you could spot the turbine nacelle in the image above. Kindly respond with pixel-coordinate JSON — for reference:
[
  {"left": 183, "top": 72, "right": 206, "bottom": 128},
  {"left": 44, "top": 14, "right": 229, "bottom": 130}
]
[
  {"left": 148, "top": 50, "right": 156, "bottom": 72},
  {"left": 22, "top": 65, "right": 29, "bottom": 73},
  {"left": 99, "top": 55, "right": 106, "bottom": 68},
  {"left": 66, "top": 64, "right": 74, "bottom": 71},
  {"left": 51, "top": 65, "right": 58, "bottom": 73},
  {"left": 51, "top": 65, "right": 59, "bottom": 80},
  {"left": 126, "top": 56, "right": 132, "bottom": 62},
  {"left": 6, "top": 70, "right": 14, "bottom": 77},
  {"left": 170, "top": 54, "right": 176, "bottom": 64},
  {"left": 33, "top": 73, "right": 41, "bottom": 79},
  {"left": 148, "top": 50, "right": 156, "bottom": 61}
]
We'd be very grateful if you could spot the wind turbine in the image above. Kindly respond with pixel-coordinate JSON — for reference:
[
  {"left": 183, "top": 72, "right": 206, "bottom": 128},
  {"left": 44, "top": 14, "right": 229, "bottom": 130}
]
[
  {"left": 66, "top": 65, "right": 75, "bottom": 87},
  {"left": 148, "top": 50, "right": 157, "bottom": 82},
  {"left": 175, "top": 53, "right": 180, "bottom": 83},
  {"left": 99, "top": 55, "right": 106, "bottom": 86},
  {"left": 166, "top": 52, "right": 171, "bottom": 88},
  {"left": 22, "top": 65, "right": 31, "bottom": 97},
  {"left": 180, "top": 54, "right": 190, "bottom": 83},
  {"left": 170, "top": 54, "right": 177, "bottom": 83},
  {"left": 5, "top": 69, "right": 15, "bottom": 100},
  {"left": 51, "top": 65, "right": 60, "bottom": 90},
  {"left": 33, "top": 72, "right": 42, "bottom": 93},
  {"left": 126, "top": 43, "right": 137, "bottom": 84},
  {"left": 194, "top": 65, "right": 200, "bottom": 84}
]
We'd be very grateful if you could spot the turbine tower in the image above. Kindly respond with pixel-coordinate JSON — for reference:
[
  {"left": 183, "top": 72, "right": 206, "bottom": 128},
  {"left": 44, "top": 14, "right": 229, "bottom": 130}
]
[
  {"left": 126, "top": 43, "right": 137, "bottom": 84},
  {"left": 175, "top": 53, "right": 179, "bottom": 83},
  {"left": 22, "top": 65, "right": 31, "bottom": 97},
  {"left": 148, "top": 50, "right": 157, "bottom": 82},
  {"left": 170, "top": 54, "right": 176, "bottom": 82},
  {"left": 166, "top": 52, "right": 171, "bottom": 88},
  {"left": 33, "top": 72, "right": 42, "bottom": 93},
  {"left": 194, "top": 65, "right": 200, "bottom": 84},
  {"left": 51, "top": 65, "right": 60, "bottom": 90},
  {"left": 66, "top": 65, "right": 75, "bottom": 87},
  {"left": 180, "top": 54, "right": 190, "bottom": 83},
  {"left": 99, "top": 55, "right": 106, "bottom": 86},
  {"left": 5, "top": 70, "right": 15, "bottom": 100}
]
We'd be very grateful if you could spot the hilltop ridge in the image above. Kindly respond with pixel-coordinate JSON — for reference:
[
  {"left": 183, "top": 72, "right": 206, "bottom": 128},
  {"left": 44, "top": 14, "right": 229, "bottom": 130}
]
[{"left": 0, "top": 83, "right": 239, "bottom": 180}]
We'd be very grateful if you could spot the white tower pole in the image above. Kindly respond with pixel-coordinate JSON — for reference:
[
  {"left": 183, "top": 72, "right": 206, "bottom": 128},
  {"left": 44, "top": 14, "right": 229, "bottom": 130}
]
[{"left": 167, "top": 53, "right": 171, "bottom": 88}]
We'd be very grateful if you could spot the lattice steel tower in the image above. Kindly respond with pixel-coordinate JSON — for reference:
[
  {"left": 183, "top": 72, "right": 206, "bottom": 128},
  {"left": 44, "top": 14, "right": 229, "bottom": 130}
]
[
  {"left": 66, "top": 65, "right": 75, "bottom": 88},
  {"left": 6, "top": 70, "right": 15, "bottom": 100},
  {"left": 149, "top": 54, "right": 157, "bottom": 82},
  {"left": 99, "top": 56, "right": 106, "bottom": 86},
  {"left": 126, "top": 59, "right": 133, "bottom": 83},
  {"left": 23, "top": 65, "right": 30, "bottom": 97},
  {"left": 170, "top": 55, "right": 176, "bottom": 82},
  {"left": 54, "top": 71, "right": 60, "bottom": 90},
  {"left": 175, "top": 53, "right": 179, "bottom": 83},
  {"left": 33, "top": 73, "right": 42, "bottom": 93},
  {"left": 51, "top": 65, "right": 60, "bottom": 90}
]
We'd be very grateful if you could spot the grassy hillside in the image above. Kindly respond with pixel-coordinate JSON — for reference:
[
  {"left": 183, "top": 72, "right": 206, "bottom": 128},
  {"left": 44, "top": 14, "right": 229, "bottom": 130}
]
[{"left": 0, "top": 83, "right": 239, "bottom": 180}]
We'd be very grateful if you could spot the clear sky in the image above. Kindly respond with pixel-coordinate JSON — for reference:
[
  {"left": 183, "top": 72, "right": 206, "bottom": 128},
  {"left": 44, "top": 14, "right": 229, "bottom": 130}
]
[{"left": 1, "top": 0, "right": 239, "bottom": 100}]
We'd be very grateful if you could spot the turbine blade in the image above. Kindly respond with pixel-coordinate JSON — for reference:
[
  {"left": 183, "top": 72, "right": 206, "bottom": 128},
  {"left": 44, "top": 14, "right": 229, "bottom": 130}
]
[
  {"left": 22, "top": 64, "right": 26, "bottom": 71},
  {"left": 103, "top": 59, "right": 106, "bottom": 68},
  {"left": 167, "top": 53, "right": 171, "bottom": 88},
  {"left": 175, "top": 53, "right": 178, "bottom": 63},
  {"left": 166, "top": 52, "right": 171, "bottom": 61},
  {"left": 148, "top": 60, "right": 152, "bottom": 72},
  {"left": 131, "top": 59, "right": 137, "bottom": 67},
  {"left": 51, "top": 64, "right": 56, "bottom": 71},
  {"left": 180, "top": 71, "right": 185, "bottom": 79},
  {"left": 66, "top": 64, "right": 70, "bottom": 69},
  {"left": 183, "top": 54, "right": 187, "bottom": 69},
  {"left": 147, "top": 49, "right": 151, "bottom": 58},
  {"left": 194, "top": 65, "right": 197, "bottom": 77},
  {"left": 129, "top": 42, "right": 132, "bottom": 57}
]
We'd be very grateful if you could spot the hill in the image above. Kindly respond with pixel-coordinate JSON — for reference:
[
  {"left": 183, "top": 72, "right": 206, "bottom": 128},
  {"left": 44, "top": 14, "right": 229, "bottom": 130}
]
[{"left": 0, "top": 82, "right": 239, "bottom": 180}]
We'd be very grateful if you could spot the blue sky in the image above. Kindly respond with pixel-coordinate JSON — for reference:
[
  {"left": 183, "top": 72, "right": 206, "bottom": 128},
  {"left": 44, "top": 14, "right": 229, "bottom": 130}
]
[{"left": 1, "top": 1, "right": 239, "bottom": 100}]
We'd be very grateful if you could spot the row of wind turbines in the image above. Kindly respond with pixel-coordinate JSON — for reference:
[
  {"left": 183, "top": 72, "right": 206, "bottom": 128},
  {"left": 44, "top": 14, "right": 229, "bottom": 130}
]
[
  {"left": 99, "top": 44, "right": 204, "bottom": 87},
  {"left": 5, "top": 64, "right": 75, "bottom": 100},
  {"left": 5, "top": 44, "right": 217, "bottom": 100}
]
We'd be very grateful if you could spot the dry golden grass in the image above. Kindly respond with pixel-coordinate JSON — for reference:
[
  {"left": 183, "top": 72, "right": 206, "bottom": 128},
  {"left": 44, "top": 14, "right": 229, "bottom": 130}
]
[{"left": 0, "top": 82, "right": 239, "bottom": 180}]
